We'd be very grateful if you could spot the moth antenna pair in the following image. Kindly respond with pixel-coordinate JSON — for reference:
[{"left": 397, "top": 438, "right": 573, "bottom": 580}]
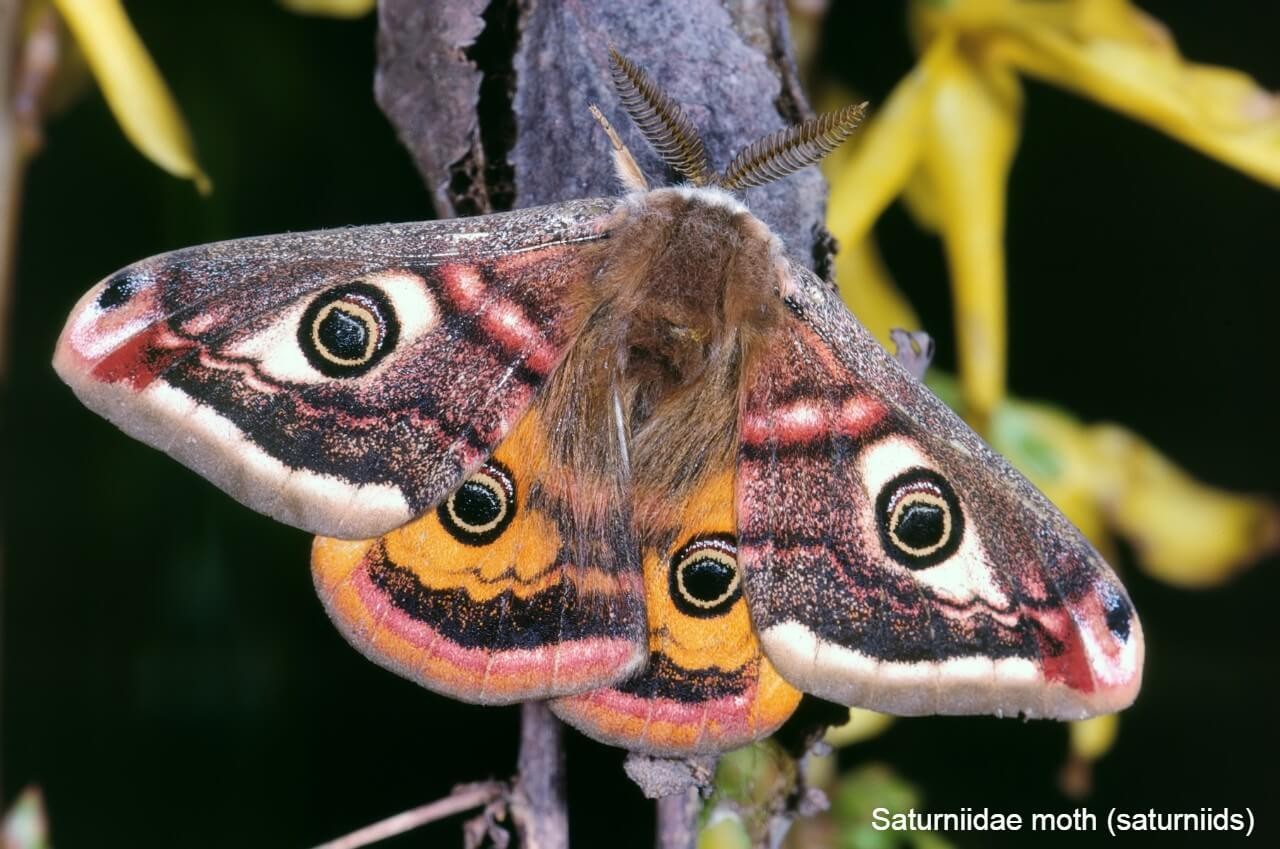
[{"left": 601, "top": 47, "right": 868, "bottom": 190}]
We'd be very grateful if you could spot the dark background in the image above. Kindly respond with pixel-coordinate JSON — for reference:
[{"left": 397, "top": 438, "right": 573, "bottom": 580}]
[{"left": 2, "top": 1, "right": 1277, "bottom": 846}]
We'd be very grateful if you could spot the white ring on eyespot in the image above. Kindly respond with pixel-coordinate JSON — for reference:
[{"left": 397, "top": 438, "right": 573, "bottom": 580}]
[
  {"left": 445, "top": 470, "right": 509, "bottom": 534},
  {"left": 311, "top": 299, "right": 380, "bottom": 366},
  {"left": 222, "top": 270, "right": 440, "bottom": 385},
  {"left": 674, "top": 547, "right": 740, "bottom": 610},
  {"left": 856, "top": 435, "right": 1011, "bottom": 612},
  {"left": 887, "top": 489, "right": 952, "bottom": 557}
]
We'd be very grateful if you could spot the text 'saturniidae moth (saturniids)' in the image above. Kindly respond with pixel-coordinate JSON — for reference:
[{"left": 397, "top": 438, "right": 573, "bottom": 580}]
[{"left": 53, "top": 50, "right": 1142, "bottom": 755}]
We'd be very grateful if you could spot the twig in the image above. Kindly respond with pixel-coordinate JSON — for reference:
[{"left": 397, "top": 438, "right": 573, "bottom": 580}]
[
  {"left": 307, "top": 781, "right": 506, "bottom": 849},
  {"left": 307, "top": 705, "right": 568, "bottom": 849},
  {"left": 509, "top": 702, "right": 569, "bottom": 849},
  {"left": 0, "top": 0, "right": 59, "bottom": 806},
  {"left": 0, "top": 3, "right": 57, "bottom": 379},
  {"left": 654, "top": 788, "right": 700, "bottom": 849}
]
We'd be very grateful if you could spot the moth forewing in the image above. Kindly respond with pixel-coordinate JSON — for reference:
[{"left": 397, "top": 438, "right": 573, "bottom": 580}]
[
  {"left": 734, "top": 262, "right": 1143, "bottom": 721},
  {"left": 53, "top": 200, "right": 619, "bottom": 540}
]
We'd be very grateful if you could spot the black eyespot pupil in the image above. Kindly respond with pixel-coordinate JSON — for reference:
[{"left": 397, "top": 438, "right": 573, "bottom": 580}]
[
  {"left": 298, "top": 282, "right": 399, "bottom": 378},
  {"left": 682, "top": 558, "right": 734, "bottom": 603},
  {"left": 453, "top": 480, "right": 502, "bottom": 527},
  {"left": 668, "top": 534, "right": 740, "bottom": 617},
  {"left": 97, "top": 274, "right": 139, "bottom": 310},
  {"left": 876, "top": 468, "right": 964, "bottom": 570},
  {"left": 318, "top": 308, "right": 369, "bottom": 360},
  {"left": 895, "top": 501, "right": 945, "bottom": 549},
  {"left": 436, "top": 461, "right": 516, "bottom": 547}
]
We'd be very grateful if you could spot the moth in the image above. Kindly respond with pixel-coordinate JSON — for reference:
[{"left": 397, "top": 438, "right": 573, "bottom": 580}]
[{"left": 53, "top": 50, "right": 1142, "bottom": 755}]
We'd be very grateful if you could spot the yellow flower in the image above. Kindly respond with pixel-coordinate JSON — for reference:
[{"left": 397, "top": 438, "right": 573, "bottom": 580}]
[
  {"left": 278, "top": 0, "right": 376, "bottom": 17},
  {"left": 1059, "top": 713, "right": 1119, "bottom": 797},
  {"left": 826, "top": 0, "right": 1280, "bottom": 425},
  {"left": 51, "top": 0, "right": 210, "bottom": 192},
  {"left": 824, "top": 706, "right": 896, "bottom": 747}
]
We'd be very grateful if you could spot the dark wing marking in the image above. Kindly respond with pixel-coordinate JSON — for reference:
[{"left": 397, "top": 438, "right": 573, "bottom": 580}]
[
  {"left": 54, "top": 199, "right": 617, "bottom": 538},
  {"left": 735, "top": 265, "right": 1143, "bottom": 719}
]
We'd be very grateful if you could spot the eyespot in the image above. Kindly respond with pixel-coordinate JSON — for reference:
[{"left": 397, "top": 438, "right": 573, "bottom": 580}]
[
  {"left": 97, "top": 273, "right": 141, "bottom": 310},
  {"left": 876, "top": 468, "right": 964, "bottom": 569},
  {"left": 437, "top": 460, "right": 516, "bottom": 546},
  {"left": 669, "top": 534, "right": 741, "bottom": 618},
  {"left": 297, "top": 282, "right": 400, "bottom": 377}
]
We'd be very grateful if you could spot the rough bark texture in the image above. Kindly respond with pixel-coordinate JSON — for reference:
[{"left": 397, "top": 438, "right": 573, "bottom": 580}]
[
  {"left": 374, "top": 0, "right": 490, "bottom": 217},
  {"left": 510, "top": 702, "right": 569, "bottom": 849},
  {"left": 375, "top": 0, "right": 835, "bottom": 274}
]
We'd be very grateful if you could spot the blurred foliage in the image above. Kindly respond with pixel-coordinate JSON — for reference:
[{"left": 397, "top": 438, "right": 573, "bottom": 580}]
[
  {"left": 48, "top": 0, "right": 208, "bottom": 192},
  {"left": 278, "top": 0, "right": 375, "bottom": 18},
  {"left": 825, "top": 709, "right": 897, "bottom": 749},
  {"left": 1, "top": 788, "right": 50, "bottom": 849},
  {"left": 787, "top": 762, "right": 955, "bottom": 849},
  {"left": 1058, "top": 714, "right": 1119, "bottom": 797},
  {"left": 699, "top": 742, "right": 800, "bottom": 848},
  {"left": 809, "top": 0, "right": 1280, "bottom": 424}
]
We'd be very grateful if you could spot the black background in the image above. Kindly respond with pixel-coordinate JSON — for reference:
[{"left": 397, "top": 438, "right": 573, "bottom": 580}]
[{"left": 2, "top": 2, "right": 1277, "bottom": 846}]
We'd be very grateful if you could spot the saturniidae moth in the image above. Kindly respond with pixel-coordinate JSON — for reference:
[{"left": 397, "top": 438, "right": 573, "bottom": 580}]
[{"left": 53, "top": 50, "right": 1142, "bottom": 755}]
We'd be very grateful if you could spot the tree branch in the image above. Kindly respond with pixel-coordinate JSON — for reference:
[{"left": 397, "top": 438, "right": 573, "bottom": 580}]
[
  {"left": 654, "top": 788, "right": 700, "bottom": 849},
  {"left": 510, "top": 702, "right": 569, "bottom": 849},
  {"left": 308, "top": 781, "right": 506, "bottom": 849},
  {"left": 375, "top": 0, "right": 832, "bottom": 272}
]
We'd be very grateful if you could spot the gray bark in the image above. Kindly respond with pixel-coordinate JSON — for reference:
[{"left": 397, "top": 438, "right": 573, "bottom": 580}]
[{"left": 375, "top": 0, "right": 833, "bottom": 273}]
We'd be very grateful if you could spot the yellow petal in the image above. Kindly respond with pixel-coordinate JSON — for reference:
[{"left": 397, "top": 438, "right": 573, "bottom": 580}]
[
  {"left": 824, "top": 707, "right": 895, "bottom": 747},
  {"left": 1060, "top": 713, "right": 1119, "bottom": 798},
  {"left": 922, "top": 53, "right": 1021, "bottom": 428},
  {"left": 995, "top": 20, "right": 1280, "bottom": 187},
  {"left": 910, "top": 0, "right": 1060, "bottom": 44},
  {"left": 833, "top": 236, "right": 922, "bottom": 348},
  {"left": 1069, "top": 714, "right": 1119, "bottom": 762},
  {"left": 52, "top": 0, "right": 210, "bottom": 192},
  {"left": 1068, "top": 0, "right": 1173, "bottom": 46},
  {"left": 898, "top": 162, "right": 943, "bottom": 233},
  {"left": 1089, "top": 425, "right": 1280, "bottom": 587},
  {"left": 278, "top": 0, "right": 376, "bottom": 17},
  {"left": 824, "top": 36, "right": 955, "bottom": 247}
]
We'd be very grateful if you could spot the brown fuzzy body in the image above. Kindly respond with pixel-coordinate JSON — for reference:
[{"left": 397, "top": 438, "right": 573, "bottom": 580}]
[{"left": 539, "top": 188, "right": 786, "bottom": 533}]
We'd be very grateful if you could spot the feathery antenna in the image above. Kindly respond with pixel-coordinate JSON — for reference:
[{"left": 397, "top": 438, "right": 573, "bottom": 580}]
[
  {"left": 718, "top": 103, "right": 868, "bottom": 190},
  {"left": 608, "top": 47, "right": 712, "bottom": 187},
  {"left": 589, "top": 104, "right": 649, "bottom": 192}
]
